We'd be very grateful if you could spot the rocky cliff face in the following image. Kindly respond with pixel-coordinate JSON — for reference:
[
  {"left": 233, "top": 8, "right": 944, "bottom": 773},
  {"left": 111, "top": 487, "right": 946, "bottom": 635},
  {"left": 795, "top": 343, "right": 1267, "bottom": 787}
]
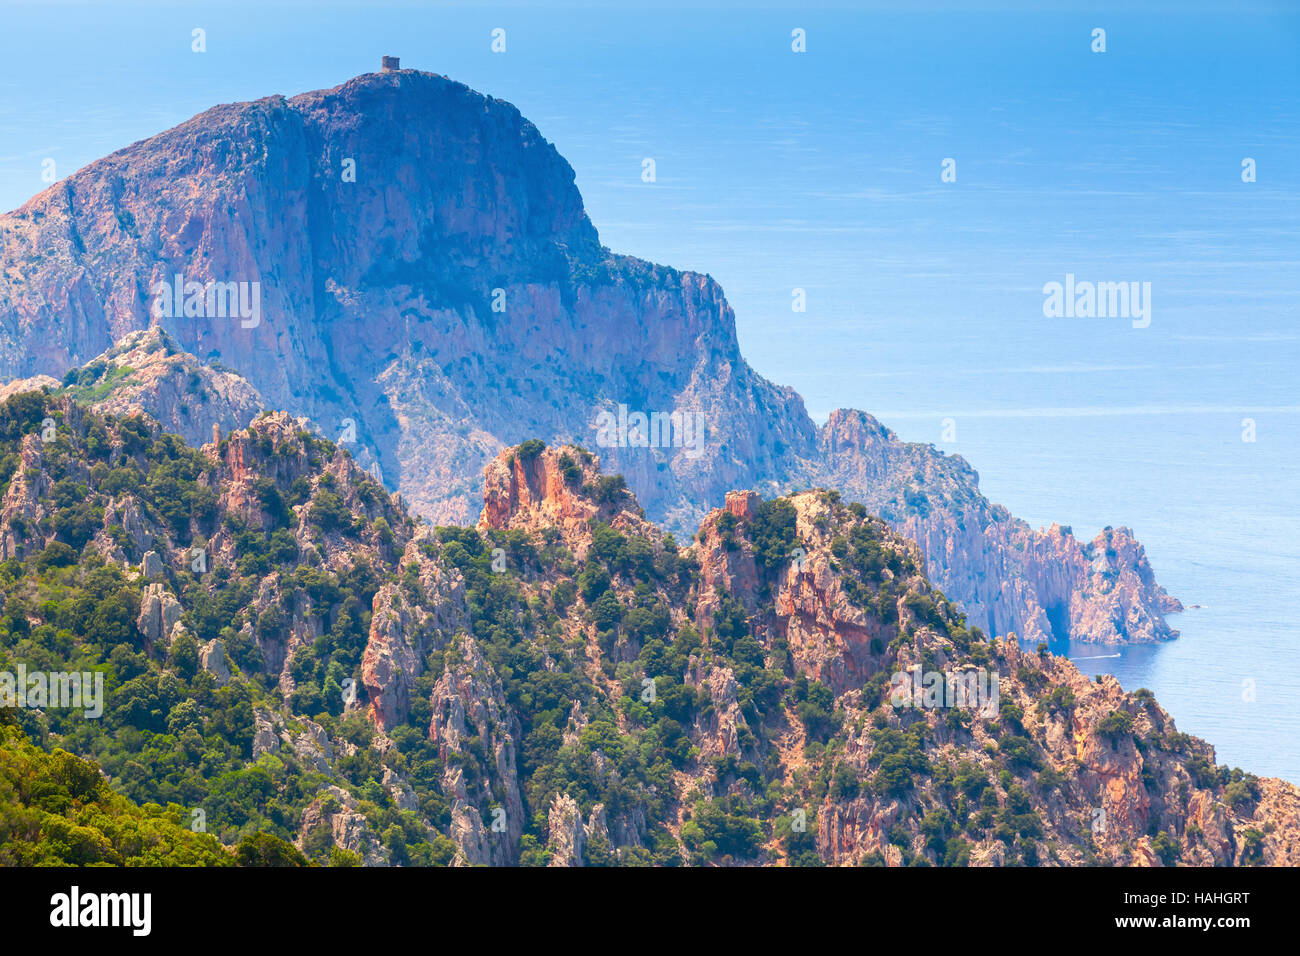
[
  {"left": 810, "top": 408, "right": 1182, "bottom": 644},
  {"left": 0, "top": 69, "right": 1178, "bottom": 643}
]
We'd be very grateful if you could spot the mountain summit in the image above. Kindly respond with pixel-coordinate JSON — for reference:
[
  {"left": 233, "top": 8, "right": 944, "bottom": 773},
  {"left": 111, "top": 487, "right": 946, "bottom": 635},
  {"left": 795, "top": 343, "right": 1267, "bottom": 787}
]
[{"left": 0, "top": 69, "right": 1177, "bottom": 645}]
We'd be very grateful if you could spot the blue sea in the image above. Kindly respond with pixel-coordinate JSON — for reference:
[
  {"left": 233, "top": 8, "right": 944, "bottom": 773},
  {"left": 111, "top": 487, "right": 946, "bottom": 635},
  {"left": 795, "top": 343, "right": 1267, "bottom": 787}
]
[{"left": 1, "top": 2, "right": 1296, "bottom": 779}]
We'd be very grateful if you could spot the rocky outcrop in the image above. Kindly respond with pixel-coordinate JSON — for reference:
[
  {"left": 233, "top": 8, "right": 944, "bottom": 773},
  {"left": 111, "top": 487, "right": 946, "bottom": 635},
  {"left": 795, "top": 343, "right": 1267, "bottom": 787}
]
[
  {"left": 361, "top": 585, "right": 428, "bottom": 732},
  {"left": 544, "top": 794, "right": 618, "bottom": 866},
  {"left": 299, "top": 785, "right": 389, "bottom": 866},
  {"left": 0, "top": 433, "right": 47, "bottom": 561},
  {"left": 140, "top": 549, "right": 163, "bottom": 577},
  {"left": 1244, "top": 779, "right": 1300, "bottom": 866},
  {"left": 545, "top": 793, "right": 586, "bottom": 867},
  {"left": 427, "top": 637, "right": 525, "bottom": 866},
  {"left": 694, "top": 491, "right": 762, "bottom": 622},
  {"left": 690, "top": 665, "right": 747, "bottom": 762},
  {"left": 778, "top": 497, "right": 903, "bottom": 695},
  {"left": 288, "top": 719, "right": 334, "bottom": 775},
  {"left": 383, "top": 767, "right": 419, "bottom": 813},
  {"left": 199, "top": 637, "right": 231, "bottom": 684},
  {"left": 0, "top": 374, "right": 57, "bottom": 403},
  {"left": 252, "top": 708, "right": 281, "bottom": 758},
  {"left": 476, "top": 443, "right": 658, "bottom": 550},
  {"left": 681, "top": 481, "right": 1297, "bottom": 867},
  {"left": 55, "top": 328, "right": 265, "bottom": 446},
  {"left": 360, "top": 542, "right": 467, "bottom": 731},
  {"left": 136, "top": 582, "right": 182, "bottom": 651}
]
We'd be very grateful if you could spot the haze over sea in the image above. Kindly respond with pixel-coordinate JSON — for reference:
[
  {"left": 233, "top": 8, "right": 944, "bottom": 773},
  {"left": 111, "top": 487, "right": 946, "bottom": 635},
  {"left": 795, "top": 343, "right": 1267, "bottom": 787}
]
[{"left": 2, "top": 2, "right": 1296, "bottom": 779}]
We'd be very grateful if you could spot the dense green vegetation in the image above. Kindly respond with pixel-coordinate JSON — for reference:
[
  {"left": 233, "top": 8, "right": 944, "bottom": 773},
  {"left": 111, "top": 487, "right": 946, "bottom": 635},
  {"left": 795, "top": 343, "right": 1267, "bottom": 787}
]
[{"left": 0, "top": 710, "right": 231, "bottom": 865}]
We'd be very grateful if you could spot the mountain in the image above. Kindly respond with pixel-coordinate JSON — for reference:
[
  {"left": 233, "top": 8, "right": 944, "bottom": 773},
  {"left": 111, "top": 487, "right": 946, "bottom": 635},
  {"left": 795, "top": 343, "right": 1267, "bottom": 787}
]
[
  {"left": 0, "top": 390, "right": 1294, "bottom": 865},
  {"left": 0, "top": 68, "right": 1179, "bottom": 644}
]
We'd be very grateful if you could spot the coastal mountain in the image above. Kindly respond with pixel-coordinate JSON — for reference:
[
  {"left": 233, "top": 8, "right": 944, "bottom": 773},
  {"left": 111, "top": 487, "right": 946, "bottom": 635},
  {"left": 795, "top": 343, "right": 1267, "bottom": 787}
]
[
  {"left": 0, "top": 68, "right": 1178, "bottom": 644},
  {"left": 0, "top": 392, "right": 1293, "bottom": 865}
]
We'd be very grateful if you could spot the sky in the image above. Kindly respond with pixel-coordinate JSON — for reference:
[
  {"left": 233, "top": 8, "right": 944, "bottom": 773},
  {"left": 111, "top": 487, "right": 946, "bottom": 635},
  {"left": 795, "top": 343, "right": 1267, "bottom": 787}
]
[{"left": 2, "top": 0, "right": 1298, "bottom": 773}]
